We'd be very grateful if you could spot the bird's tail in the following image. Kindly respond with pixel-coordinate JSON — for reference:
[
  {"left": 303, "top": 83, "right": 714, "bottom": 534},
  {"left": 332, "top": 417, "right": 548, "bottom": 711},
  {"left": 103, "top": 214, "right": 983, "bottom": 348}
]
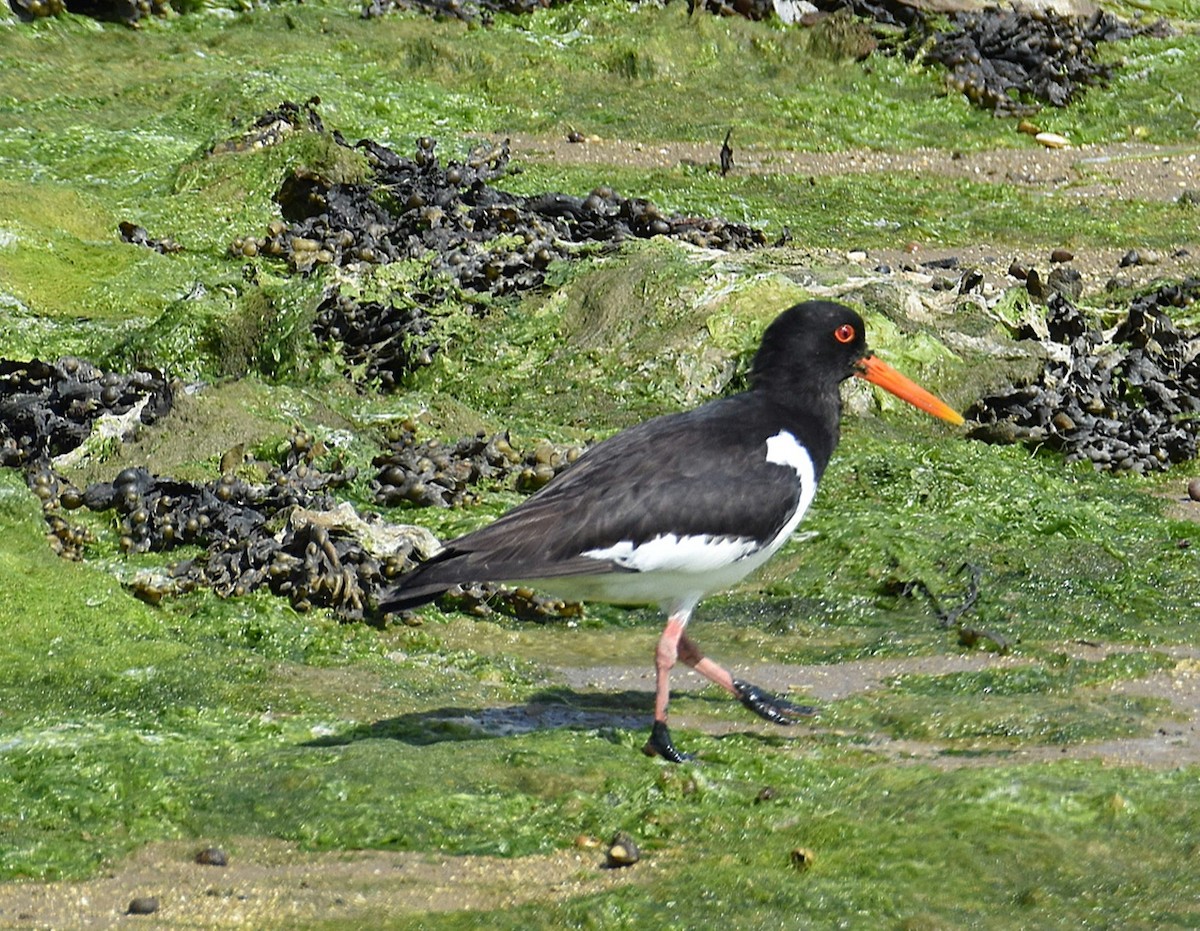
[
  {"left": 375, "top": 585, "right": 445, "bottom": 614},
  {"left": 374, "top": 552, "right": 462, "bottom": 614}
]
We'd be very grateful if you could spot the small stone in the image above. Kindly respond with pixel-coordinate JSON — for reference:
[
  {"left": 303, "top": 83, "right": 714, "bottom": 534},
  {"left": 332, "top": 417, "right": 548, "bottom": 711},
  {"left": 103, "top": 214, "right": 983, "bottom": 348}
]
[
  {"left": 195, "top": 846, "right": 228, "bottom": 866},
  {"left": 1049, "top": 248, "right": 1073, "bottom": 263},
  {"left": 755, "top": 786, "right": 777, "bottom": 804},
  {"left": 1188, "top": 478, "right": 1200, "bottom": 501},
  {"left": 605, "top": 832, "right": 640, "bottom": 868},
  {"left": 1025, "top": 268, "right": 1046, "bottom": 300},
  {"left": 127, "top": 896, "right": 159, "bottom": 915},
  {"left": 789, "top": 847, "right": 816, "bottom": 871},
  {"left": 1119, "top": 249, "right": 1141, "bottom": 267}
]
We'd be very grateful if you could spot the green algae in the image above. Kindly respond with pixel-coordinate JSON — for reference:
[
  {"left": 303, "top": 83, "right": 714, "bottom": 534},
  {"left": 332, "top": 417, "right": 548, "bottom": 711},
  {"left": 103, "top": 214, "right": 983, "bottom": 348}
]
[
  {"left": 296, "top": 760, "right": 1200, "bottom": 930},
  {"left": 3, "top": 3, "right": 1199, "bottom": 326},
  {"left": 2, "top": 1, "right": 1200, "bottom": 924},
  {"left": 502, "top": 159, "right": 1200, "bottom": 252}
]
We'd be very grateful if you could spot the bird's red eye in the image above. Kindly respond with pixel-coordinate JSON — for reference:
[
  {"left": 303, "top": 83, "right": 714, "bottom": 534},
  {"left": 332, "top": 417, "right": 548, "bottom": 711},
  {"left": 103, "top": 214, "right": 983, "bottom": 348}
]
[{"left": 834, "top": 323, "right": 856, "bottom": 344}]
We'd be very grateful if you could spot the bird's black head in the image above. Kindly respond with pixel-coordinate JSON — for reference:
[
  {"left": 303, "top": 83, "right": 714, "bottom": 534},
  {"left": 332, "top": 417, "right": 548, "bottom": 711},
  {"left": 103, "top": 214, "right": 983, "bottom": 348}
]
[
  {"left": 749, "top": 300, "right": 964, "bottom": 427},
  {"left": 749, "top": 300, "right": 869, "bottom": 391}
]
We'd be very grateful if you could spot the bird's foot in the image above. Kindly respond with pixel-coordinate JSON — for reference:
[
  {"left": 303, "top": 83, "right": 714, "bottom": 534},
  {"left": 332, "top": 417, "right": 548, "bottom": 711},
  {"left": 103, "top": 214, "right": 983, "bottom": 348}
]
[
  {"left": 641, "top": 720, "right": 693, "bottom": 762},
  {"left": 732, "top": 679, "right": 817, "bottom": 726}
]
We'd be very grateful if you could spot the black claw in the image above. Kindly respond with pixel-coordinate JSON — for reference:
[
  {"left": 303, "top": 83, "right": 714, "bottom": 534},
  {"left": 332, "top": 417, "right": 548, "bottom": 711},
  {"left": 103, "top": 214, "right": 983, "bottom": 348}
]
[
  {"left": 732, "top": 679, "right": 817, "bottom": 725},
  {"left": 642, "top": 720, "right": 693, "bottom": 762}
]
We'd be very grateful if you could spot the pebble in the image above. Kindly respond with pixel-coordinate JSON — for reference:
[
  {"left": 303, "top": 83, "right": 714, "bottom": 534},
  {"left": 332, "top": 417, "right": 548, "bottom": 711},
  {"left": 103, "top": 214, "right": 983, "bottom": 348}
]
[
  {"left": 127, "top": 897, "right": 159, "bottom": 915},
  {"left": 1188, "top": 479, "right": 1200, "bottom": 501},
  {"left": 195, "top": 847, "right": 229, "bottom": 866},
  {"left": 1049, "top": 248, "right": 1073, "bottom": 263},
  {"left": 605, "top": 832, "right": 640, "bottom": 868},
  {"left": 1025, "top": 268, "right": 1046, "bottom": 300}
]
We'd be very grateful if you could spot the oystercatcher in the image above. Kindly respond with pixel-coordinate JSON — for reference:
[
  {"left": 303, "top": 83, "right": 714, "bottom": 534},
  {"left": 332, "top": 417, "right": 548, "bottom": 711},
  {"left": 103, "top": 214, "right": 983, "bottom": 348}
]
[{"left": 379, "top": 301, "right": 963, "bottom": 761}]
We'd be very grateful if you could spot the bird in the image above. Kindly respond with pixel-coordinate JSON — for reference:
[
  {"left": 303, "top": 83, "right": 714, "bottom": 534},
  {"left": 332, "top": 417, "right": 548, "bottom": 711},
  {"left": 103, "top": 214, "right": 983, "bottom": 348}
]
[{"left": 378, "top": 300, "right": 964, "bottom": 762}]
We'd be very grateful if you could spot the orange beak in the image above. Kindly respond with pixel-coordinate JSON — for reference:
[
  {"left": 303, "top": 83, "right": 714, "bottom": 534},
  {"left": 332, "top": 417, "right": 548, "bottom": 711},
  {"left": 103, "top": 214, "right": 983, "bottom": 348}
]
[{"left": 855, "top": 355, "right": 964, "bottom": 425}]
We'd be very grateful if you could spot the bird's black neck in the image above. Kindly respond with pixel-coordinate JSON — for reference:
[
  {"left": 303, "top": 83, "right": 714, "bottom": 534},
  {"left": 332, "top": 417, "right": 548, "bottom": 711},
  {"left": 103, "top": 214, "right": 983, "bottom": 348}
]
[{"left": 754, "top": 383, "right": 843, "bottom": 479}]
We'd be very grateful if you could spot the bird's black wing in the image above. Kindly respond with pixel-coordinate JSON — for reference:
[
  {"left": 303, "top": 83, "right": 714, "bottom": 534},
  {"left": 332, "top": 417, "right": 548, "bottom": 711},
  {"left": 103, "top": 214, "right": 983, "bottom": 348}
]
[{"left": 380, "top": 395, "right": 814, "bottom": 609}]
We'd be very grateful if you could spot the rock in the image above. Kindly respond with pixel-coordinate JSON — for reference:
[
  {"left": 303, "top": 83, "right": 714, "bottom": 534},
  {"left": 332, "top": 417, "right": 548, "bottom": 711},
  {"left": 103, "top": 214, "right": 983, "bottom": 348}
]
[{"left": 1046, "top": 266, "right": 1084, "bottom": 302}]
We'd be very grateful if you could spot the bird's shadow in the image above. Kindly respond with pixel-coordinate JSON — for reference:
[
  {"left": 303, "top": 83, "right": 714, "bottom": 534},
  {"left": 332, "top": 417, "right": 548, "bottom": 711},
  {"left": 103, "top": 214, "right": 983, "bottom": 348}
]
[{"left": 302, "top": 686, "right": 657, "bottom": 749}]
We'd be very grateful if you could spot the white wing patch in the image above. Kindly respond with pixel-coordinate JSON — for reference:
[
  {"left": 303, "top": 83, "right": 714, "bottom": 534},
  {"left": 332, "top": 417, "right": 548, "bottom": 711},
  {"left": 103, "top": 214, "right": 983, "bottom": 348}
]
[{"left": 582, "top": 534, "right": 760, "bottom": 573}]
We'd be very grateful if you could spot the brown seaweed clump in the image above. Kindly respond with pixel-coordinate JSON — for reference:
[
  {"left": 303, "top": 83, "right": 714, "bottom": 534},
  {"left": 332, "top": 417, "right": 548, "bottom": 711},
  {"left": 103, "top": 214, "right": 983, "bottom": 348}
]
[
  {"left": 2, "top": 365, "right": 586, "bottom": 622},
  {"left": 912, "top": 7, "right": 1165, "bottom": 115},
  {"left": 231, "top": 127, "right": 767, "bottom": 293},
  {"left": 311, "top": 292, "right": 440, "bottom": 392},
  {"left": 372, "top": 428, "right": 584, "bottom": 509},
  {"left": 0, "top": 357, "right": 173, "bottom": 468},
  {"left": 9, "top": 0, "right": 169, "bottom": 24},
  {"left": 362, "top": 0, "right": 556, "bottom": 24},
  {"left": 969, "top": 279, "right": 1200, "bottom": 473}
]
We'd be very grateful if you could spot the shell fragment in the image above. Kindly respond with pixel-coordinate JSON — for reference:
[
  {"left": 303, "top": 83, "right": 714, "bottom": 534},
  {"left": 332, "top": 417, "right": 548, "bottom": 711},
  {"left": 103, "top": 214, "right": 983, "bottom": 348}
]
[{"left": 1035, "top": 132, "right": 1071, "bottom": 149}]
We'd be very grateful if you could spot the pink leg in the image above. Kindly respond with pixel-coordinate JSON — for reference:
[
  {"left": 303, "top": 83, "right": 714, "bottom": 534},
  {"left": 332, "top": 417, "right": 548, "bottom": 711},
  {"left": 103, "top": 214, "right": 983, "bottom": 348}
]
[
  {"left": 654, "top": 613, "right": 689, "bottom": 723},
  {"left": 677, "top": 633, "right": 736, "bottom": 696}
]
